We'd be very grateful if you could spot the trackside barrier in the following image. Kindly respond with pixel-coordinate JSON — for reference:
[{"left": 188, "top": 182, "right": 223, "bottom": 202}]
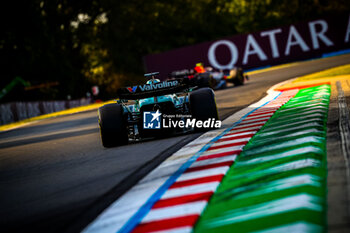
[{"left": 0, "top": 98, "right": 93, "bottom": 125}]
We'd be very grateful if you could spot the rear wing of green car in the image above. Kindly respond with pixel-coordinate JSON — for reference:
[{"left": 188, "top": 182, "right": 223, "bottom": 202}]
[{"left": 117, "top": 78, "right": 193, "bottom": 100}]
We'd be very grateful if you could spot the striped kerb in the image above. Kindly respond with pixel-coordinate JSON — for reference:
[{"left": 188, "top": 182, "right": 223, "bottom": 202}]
[
  {"left": 129, "top": 89, "right": 301, "bottom": 233},
  {"left": 193, "top": 85, "right": 330, "bottom": 233}
]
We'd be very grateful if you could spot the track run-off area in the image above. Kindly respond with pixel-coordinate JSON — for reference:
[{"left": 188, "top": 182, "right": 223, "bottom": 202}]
[{"left": 1, "top": 53, "right": 350, "bottom": 232}]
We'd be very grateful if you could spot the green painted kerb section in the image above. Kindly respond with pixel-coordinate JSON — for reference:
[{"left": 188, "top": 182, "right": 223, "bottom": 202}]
[{"left": 194, "top": 85, "right": 330, "bottom": 233}]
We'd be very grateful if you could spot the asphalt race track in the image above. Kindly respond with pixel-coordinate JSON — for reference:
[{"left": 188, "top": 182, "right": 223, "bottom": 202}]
[{"left": 1, "top": 53, "right": 350, "bottom": 232}]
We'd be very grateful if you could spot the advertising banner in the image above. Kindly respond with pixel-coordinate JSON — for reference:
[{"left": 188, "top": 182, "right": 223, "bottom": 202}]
[{"left": 144, "top": 14, "right": 350, "bottom": 80}]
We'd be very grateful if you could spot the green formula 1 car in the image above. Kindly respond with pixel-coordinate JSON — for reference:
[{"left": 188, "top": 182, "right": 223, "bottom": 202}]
[{"left": 98, "top": 72, "right": 219, "bottom": 147}]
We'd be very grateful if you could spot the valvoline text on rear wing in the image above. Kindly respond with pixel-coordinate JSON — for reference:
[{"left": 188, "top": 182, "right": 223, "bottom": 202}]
[{"left": 117, "top": 78, "right": 192, "bottom": 100}]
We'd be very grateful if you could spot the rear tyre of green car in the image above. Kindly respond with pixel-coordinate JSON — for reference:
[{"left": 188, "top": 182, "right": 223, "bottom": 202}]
[
  {"left": 189, "top": 87, "right": 219, "bottom": 131},
  {"left": 98, "top": 103, "right": 128, "bottom": 147}
]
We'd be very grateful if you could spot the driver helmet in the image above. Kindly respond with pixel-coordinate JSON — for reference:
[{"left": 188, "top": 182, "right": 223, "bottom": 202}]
[{"left": 194, "top": 62, "right": 206, "bottom": 73}]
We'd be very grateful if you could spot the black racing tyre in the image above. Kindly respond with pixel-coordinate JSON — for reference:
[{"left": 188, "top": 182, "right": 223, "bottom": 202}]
[
  {"left": 199, "top": 75, "right": 211, "bottom": 87},
  {"left": 189, "top": 87, "right": 219, "bottom": 131},
  {"left": 197, "top": 73, "right": 216, "bottom": 88},
  {"left": 233, "top": 68, "right": 245, "bottom": 86},
  {"left": 98, "top": 103, "right": 128, "bottom": 147}
]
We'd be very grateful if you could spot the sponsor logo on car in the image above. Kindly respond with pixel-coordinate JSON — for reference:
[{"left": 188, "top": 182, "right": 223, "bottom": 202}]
[
  {"left": 127, "top": 86, "right": 138, "bottom": 93},
  {"left": 139, "top": 80, "right": 179, "bottom": 91},
  {"left": 128, "top": 81, "right": 179, "bottom": 93}
]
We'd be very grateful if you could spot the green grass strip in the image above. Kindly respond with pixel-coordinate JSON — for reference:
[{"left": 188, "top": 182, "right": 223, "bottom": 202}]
[{"left": 194, "top": 85, "right": 330, "bottom": 233}]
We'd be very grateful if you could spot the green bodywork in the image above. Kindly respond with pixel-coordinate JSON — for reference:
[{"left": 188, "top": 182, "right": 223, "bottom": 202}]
[{"left": 122, "top": 94, "right": 187, "bottom": 113}]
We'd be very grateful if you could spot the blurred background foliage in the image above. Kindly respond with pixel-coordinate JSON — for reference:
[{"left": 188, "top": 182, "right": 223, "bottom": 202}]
[{"left": 0, "top": 0, "right": 349, "bottom": 101}]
